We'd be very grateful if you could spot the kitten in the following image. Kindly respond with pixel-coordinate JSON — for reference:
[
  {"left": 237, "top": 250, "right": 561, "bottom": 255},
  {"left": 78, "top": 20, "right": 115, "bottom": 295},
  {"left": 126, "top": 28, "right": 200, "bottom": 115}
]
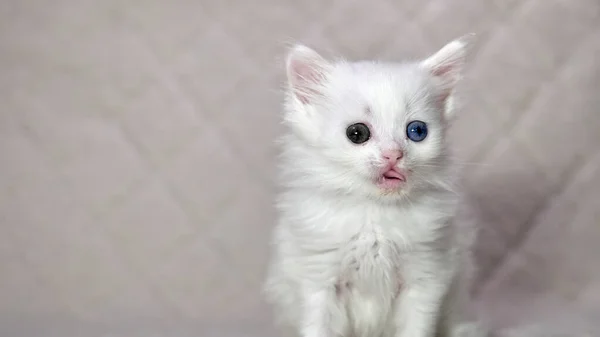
[{"left": 263, "top": 35, "right": 484, "bottom": 337}]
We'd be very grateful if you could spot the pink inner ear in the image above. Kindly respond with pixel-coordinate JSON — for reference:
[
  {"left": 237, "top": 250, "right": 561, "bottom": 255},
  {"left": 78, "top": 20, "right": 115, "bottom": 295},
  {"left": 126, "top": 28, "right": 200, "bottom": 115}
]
[
  {"left": 428, "top": 61, "right": 460, "bottom": 106},
  {"left": 289, "top": 58, "right": 327, "bottom": 104},
  {"left": 428, "top": 64, "right": 456, "bottom": 110},
  {"left": 431, "top": 63, "right": 455, "bottom": 77},
  {"left": 435, "top": 89, "right": 451, "bottom": 110}
]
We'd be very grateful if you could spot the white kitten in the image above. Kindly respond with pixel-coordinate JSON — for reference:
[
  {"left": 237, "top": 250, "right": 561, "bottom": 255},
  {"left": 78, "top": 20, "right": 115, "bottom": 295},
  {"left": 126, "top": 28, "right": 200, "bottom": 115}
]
[{"left": 263, "top": 36, "right": 483, "bottom": 337}]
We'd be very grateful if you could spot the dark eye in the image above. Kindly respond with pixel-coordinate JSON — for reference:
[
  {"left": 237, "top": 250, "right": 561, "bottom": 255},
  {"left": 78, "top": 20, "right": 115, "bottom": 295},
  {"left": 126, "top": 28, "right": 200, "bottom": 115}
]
[
  {"left": 346, "top": 123, "right": 371, "bottom": 144},
  {"left": 406, "top": 120, "right": 428, "bottom": 142}
]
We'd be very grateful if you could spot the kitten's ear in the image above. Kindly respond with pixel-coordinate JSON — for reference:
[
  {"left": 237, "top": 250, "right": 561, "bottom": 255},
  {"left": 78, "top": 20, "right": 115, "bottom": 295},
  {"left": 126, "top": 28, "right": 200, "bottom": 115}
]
[
  {"left": 420, "top": 34, "right": 473, "bottom": 102},
  {"left": 286, "top": 45, "right": 331, "bottom": 105}
]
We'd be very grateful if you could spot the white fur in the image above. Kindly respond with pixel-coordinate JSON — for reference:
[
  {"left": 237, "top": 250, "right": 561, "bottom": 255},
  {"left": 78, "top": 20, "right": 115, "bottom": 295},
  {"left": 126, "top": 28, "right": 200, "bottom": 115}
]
[{"left": 264, "top": 36, "right": 483, "bottom": 337}]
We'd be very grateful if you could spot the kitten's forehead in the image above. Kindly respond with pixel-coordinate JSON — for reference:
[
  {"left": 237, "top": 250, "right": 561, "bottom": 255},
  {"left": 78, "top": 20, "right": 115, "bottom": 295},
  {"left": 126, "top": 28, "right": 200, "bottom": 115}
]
[{"left": 331, "top": 61, "right": 432, "bottom": 122}]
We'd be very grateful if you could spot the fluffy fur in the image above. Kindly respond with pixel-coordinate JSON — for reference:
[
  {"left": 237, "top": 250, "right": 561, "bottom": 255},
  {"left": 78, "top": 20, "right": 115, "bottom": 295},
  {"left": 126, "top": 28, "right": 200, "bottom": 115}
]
[{"left": 264, "top": 36, "right": 484, "bottom": 337}]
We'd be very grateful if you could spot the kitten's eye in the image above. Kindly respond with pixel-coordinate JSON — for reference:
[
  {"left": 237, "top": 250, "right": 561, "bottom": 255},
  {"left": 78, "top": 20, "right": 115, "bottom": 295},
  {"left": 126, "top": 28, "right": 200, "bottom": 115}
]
[
  {"left": 346, "top": 123, "right": 371, "bottom": 144},
  {"left": 406, "top": 120, "right": 428, "bottom": 142}
]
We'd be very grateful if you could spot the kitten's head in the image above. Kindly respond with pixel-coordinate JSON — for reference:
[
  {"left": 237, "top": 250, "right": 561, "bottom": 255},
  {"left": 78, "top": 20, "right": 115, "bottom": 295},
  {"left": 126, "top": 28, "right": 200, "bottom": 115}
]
[{"left": 281, "top": 36, "right": 472, "bottom": 201}]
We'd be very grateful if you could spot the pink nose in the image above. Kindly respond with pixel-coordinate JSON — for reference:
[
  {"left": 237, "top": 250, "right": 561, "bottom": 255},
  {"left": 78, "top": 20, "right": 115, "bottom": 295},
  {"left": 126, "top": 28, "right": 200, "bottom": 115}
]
[{"left": 382, "top": 149, "right": 403, "bottom": 164}]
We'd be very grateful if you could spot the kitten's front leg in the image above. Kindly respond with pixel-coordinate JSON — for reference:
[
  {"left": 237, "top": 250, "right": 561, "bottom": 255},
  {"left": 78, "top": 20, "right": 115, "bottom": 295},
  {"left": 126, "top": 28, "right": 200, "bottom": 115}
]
[
  {"left": 394, "top": 280, "right": 448, "bottom": 337},
  {"left": 394, "top": 252, "right": 454, "bottom": 337},
  {"left": 300, "top": 287, "right": 339, "bottom": 337}
]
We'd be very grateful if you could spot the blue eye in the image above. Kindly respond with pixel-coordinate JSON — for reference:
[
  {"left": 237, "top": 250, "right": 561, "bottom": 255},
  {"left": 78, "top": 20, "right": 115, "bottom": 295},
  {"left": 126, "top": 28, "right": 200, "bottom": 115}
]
[{"left": 406, "top": 120, "right": 428, "bottom": 142}]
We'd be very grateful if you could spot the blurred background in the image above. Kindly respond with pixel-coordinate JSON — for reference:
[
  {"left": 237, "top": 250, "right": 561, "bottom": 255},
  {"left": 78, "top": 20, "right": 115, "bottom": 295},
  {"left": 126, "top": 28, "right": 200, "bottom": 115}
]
[{"left": 1, "top": 0, "right": 600, "bottom": 336}]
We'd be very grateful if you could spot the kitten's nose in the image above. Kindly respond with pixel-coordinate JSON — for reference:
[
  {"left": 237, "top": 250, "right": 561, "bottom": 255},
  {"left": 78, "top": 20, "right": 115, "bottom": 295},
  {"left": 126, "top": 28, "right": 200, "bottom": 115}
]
[{"left": 382, "top": 149, "right": 403, "bottom": 165}]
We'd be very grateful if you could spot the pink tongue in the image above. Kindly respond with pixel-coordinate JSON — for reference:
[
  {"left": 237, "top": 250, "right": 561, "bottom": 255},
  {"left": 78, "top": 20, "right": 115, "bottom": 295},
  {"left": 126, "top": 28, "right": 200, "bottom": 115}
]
[{"left": 383, "top": 170, "right": 403, "bottom": 180}]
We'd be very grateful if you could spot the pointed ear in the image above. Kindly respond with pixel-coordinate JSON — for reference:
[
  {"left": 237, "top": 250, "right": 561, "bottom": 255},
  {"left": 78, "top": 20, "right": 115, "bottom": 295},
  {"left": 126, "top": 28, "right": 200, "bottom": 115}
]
[
  {"left": 286, "top": 45, "right": 331, "bottom": 105},
  {"left": 420, "top": 34, "right": 473, "bottom": 102}
]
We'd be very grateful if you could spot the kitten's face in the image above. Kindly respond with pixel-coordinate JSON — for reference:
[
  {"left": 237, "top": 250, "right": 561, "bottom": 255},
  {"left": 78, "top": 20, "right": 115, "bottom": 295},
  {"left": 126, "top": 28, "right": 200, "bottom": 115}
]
[{"left": 284, "top": 38, "right": 469, "bottom": 200}]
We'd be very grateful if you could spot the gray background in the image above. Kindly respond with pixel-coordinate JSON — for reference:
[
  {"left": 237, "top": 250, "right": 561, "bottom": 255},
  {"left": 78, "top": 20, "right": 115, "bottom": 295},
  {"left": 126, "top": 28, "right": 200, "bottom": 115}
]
[{"left": 1, "top": 0, "right": 599, "bottom": 335}]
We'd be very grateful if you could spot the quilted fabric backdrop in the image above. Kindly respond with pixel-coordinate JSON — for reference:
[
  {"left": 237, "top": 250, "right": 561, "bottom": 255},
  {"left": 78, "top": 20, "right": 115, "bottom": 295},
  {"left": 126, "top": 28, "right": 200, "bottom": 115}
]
[{"left": 1, "top": 0, "right": 599, "bottom": 336}]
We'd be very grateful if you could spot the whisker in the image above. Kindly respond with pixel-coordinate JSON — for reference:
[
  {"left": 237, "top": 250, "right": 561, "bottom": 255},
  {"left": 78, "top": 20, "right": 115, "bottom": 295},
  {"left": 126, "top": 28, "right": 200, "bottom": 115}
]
[{"left": 413, "top": 162, "right": 492, "bottom": 168}]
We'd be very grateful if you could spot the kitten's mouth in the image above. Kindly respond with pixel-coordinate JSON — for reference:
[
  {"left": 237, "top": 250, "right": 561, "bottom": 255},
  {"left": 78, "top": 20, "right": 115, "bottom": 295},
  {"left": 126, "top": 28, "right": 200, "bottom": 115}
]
[{"left": 377, "top": 169, "right": 406, "bottom": 190}]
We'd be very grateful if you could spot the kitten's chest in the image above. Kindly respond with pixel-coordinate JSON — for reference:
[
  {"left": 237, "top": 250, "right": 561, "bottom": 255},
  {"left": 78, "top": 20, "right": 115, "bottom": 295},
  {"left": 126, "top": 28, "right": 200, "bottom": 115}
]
[
  {"left": 321, "top": 205, "right": 406, "bottom": 297},
  {"left": 289, "top": 197, "right": 444, "bottom": 279},
  {"left": 337, "top": 224, "right": 402, "bottom": 292}
]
